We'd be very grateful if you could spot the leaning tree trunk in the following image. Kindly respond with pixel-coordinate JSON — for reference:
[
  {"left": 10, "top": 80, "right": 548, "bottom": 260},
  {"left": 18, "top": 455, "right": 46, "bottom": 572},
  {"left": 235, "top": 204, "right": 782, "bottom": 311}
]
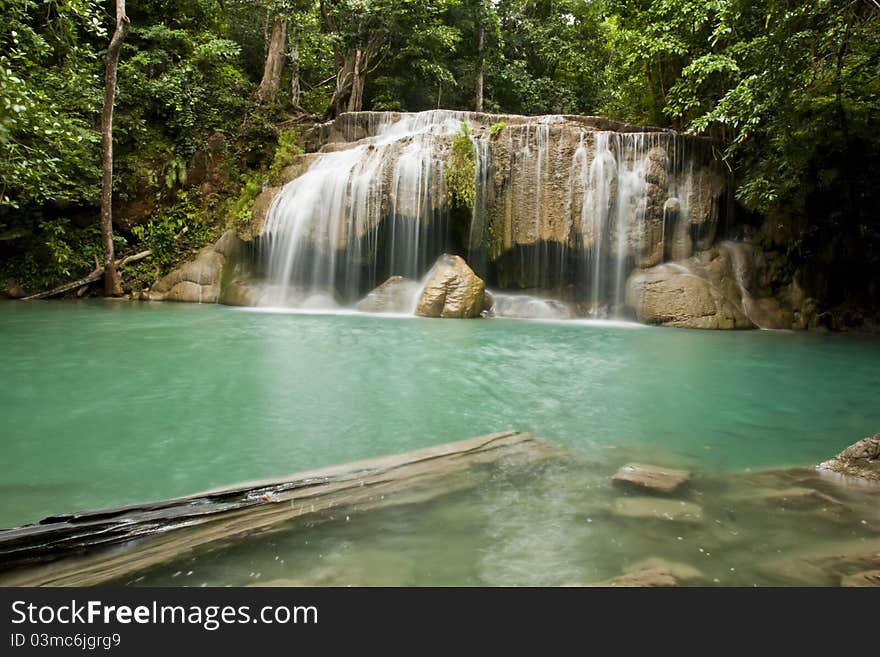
[
  {"left": 475, "top": 24, "right": 485, "bottom": 112},
  {"left": 100, "top": 0, "right": 129, "bottom": 297},
  {"left": 257, "top": 17, "right": 287, "bottom": 102}
]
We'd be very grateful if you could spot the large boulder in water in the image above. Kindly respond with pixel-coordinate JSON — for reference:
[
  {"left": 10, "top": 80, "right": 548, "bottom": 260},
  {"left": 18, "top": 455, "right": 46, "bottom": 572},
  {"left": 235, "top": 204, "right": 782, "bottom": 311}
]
[
  {"left": 625, "top": 246, "right": 755, "bottom": 329},
  {"left": 357, "top": 276, "right": 423, "bottom": 314},
  {"left": 818, "top": 434, "right": 880, "bottom": 482},
  {"left": 626, "top": 266, "right": 752, "bottom": 329},
  {"left": 415, "top": 254, "right": 487, "bottom": 319}
]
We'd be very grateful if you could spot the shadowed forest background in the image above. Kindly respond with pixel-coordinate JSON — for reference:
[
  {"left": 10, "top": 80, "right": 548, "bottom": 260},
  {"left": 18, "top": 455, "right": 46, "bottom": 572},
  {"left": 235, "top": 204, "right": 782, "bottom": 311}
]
[{"left": 1, "top": 0, "right": 878, "bottom": 325}]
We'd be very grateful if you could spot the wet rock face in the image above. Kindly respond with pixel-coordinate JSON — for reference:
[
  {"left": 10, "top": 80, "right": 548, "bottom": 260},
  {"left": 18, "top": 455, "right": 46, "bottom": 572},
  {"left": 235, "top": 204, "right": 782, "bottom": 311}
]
[
  {"left": 356, "top": 276, "right": 422, "bottom": 314},
  {"left": 624, "top": 258, "right": 754, "bottom": 330},
  {"left": 819, "top": 434, "right": 880, "bottom": 482},
  {"left": 622, "top": 241, "right": 816, "bottom": 330},
  {"left": 144, "top": 231, "right": 241, "bottom": 303},
  {"left": 263, "top": 111, "right": 729, "bottom": 296},
  {"left": 415, "top": 254, "right": 487, "bottom": 319}
]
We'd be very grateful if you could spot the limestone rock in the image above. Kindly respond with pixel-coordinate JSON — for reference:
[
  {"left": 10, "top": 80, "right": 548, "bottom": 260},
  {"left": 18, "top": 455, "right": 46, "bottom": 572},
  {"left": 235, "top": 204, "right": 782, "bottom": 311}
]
[
  {"left": 625, "top": 249, "right": 755, "bottom": 329},
  {"left": 219, "top": 278, "right": 273, "bottom": 307},
  {"left": 613, "top": 497, "right": 703, "bottom": 524},
  {"left": 645, "top": 147, "right": 669, "bottom": 187},
  {"left": 278, "top": 153, "right": 320, "bottom": 184},
  {"left": 415, "top": 254, "right": 487, "bottom": 319},
  {"left": 819, "top": 434, "right": 880, "bottom": 482},
  {"left": 663, "top": 197, "right": 681, "bottom": 216},
  {"left": 589, "top": 559, "right": 703, "bottom": 587},
  {"left": 612, "top": 463, "right": 691, "bottom": 494},
  {"left": 687, "top": 169, "right": 726, "bottom": 226},
  {"left": 356, "top": 276, "right": 422, "bottom": 314},
  {"left": 144, "top": 230, "right": 241, "bottom": 304},
  {"left": 841, "top": 570, "right": 880, "bottom": 587},
  {"left": 245, "top": 186, "right": 281, "bottom": 241}
]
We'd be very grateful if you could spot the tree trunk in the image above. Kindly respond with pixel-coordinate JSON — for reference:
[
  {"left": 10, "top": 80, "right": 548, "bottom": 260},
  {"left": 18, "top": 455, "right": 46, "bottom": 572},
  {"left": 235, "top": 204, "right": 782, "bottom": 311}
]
[
  {"left": 475, "top": 24, "right": 485, "bottom": 112},
  {"left": 257, "top": 17, "right": 287, "bottom": 103},
  {"left": 327, "top": 54, "right": 354, "bottom": 118},
  {"left": 347, "top": 48, "right": 364, "bottom": 113},
  {"left": 289, "top": 23, "right": 301, "bottom": 110},
  {"left": 100, "top": 1, "right": 129, "bottom": 297}
]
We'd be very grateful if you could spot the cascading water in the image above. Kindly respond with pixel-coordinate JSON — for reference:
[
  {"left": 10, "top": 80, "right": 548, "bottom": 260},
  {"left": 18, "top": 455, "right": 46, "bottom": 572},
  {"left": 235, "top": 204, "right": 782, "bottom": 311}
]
[
  {"left": 565, "top": 130, "right": 721, "bottom": 316},
  {"left": 466, "top": 134, "right": 492, "bottom": 277},
  {"left": 257, "top": 110, "right": 725, "bottom": 317},
  {"left": 262, "top": 111, "right": 466, "bottom": 307}
]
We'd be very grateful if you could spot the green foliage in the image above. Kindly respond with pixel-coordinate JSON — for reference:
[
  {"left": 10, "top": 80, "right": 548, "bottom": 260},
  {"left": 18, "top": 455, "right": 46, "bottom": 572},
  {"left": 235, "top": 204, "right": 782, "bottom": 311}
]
[
  {"left": 601, "top": 0, "right": 880, "bottom": 305},
  {"left": 489, "top": 121, "right": 505, "bottom": 139},
  {"left": 268, "top": 129, "right": 304, "bottom": 183},
  {"left": 0, "top": 218, "right": 120, "bottom": 292},
  {"left": 0, "top": 0, "right": 104, "bottom": 210},
  {"left": 484, "top": 0, "right": 608, "bottom": 115},
  {"left": 226, "top": 171, "right": 263, "bottom": 232},
  {"left": 444, "top": 122, "right": 476, "bottom": 209},
  {"left": 128, "top": 190, "right": 219, "bottom": 288}
]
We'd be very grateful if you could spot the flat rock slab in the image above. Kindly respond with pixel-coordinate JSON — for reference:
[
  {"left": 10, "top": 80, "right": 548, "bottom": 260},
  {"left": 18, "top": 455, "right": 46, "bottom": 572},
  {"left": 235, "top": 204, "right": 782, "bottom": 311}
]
[
  {"left": 759, "top": 487, "right": 846, "bottom": 512},
  {"left": 612, "top": 463, "right": 691, "bottom": 494},
  {"left": 613, "top": 497, "right": 703, "bottom": 524},
  {"left": 841, "top": 570, "right": 880, "bottom": 587}
]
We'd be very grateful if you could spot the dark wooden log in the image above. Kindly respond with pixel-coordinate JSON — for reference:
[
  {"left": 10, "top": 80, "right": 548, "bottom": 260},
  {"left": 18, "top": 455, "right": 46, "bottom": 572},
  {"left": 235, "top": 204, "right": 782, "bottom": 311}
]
[{"left": 0, "top": 431, "right": 562, "bottom": 586}]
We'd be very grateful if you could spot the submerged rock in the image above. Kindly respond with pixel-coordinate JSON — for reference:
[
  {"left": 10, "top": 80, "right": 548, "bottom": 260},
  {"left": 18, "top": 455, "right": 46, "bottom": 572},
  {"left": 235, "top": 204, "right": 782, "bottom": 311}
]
[
  {"left": 613, "top": 497, "right": 703, "bottom": 524},
  {"left": 612, "top": 463, "right": 691, "bottom": 494},
  {"left": 841, "top": 570, "right": 880, "bottom": 587},
  {"left": 357, "top": 276, "right": 422, "bottom": 314},
  {"left": 588, "top": 559, "right": 703, "bottom": 587},
  {"left": 415, "top": 254, "right": 487, "bottom": 319},
  {"left": 819, "top": 434, "right": 880, "bottom": 482},
  {"left": 758, "top": 487, "right": 846, "bottom": 512},
  {"left": 763, "top": 537, "right": 880, "bottom": 586},
  {"left": 144, "top": 230, "right": 241, "bottom": 304}
]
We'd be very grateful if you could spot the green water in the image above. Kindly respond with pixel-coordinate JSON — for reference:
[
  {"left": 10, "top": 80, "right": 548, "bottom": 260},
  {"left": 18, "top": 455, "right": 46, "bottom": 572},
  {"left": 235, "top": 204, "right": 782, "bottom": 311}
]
[
  {"left": 1, "top": 300, "right": 879, "bottom": 533},
  {"left": 122, "top": 460, "right": 880, "bottom": 587}
]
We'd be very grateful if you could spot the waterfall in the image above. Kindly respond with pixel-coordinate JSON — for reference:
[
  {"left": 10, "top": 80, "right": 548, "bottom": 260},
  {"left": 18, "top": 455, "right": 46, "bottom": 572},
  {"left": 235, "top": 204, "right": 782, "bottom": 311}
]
[
  {"left": 467, "top": 134, "right": 492, "bottom": 277},
  {"left": 257, "top": 110, "right": 723, "bottom": 317},
  {"left": 262, "top": 111, "right": 465, "bottom": 307}
]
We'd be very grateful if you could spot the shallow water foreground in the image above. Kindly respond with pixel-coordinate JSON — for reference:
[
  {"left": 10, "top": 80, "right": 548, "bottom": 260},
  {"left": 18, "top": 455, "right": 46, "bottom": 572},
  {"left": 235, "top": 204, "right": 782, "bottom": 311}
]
[{"left": 120, "top": 453, "right": 880, "bottom": 587}]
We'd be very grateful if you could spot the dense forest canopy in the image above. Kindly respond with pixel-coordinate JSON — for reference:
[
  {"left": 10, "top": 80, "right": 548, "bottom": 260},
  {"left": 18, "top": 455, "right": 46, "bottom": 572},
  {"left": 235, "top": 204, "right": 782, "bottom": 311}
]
[{"left": 1, "top": 0, "right": 878, "bottom": 316}]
